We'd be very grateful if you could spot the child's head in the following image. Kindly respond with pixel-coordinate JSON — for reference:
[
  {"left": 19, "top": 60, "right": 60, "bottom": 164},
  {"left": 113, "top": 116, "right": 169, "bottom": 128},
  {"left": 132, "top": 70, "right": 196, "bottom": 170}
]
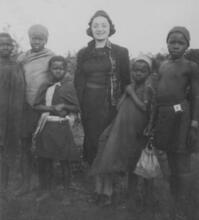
[
  {"left": 28, "top": 24, "right": 48, "bottom": 52},
  {"left": 131, "top": 55, "right": 152, "bottom": 83},
  {"left": 167, "top": 26, "right": 190, "bottom": 59},
  {"left": 0, "top": 33, "right": 13, "bottom": 58},
  {"left": 48, "top": 56, "right": 67, "bottom": 82}
]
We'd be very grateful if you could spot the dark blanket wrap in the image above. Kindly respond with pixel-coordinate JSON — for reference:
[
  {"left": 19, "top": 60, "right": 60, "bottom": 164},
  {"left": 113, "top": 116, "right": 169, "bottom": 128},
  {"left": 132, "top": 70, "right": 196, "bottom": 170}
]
[
  {"left": 0, "top": 59, "right": 25, "bottom": 164},
  {"left": 34, "top": 80, "right": 79, "bottom": 160}
]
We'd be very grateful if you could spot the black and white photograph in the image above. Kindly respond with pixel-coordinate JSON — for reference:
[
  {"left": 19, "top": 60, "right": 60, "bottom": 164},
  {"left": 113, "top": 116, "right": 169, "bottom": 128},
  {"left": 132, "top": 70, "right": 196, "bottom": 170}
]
[{"left": 0, "top": 0, "right": 199, "bottom": 219}]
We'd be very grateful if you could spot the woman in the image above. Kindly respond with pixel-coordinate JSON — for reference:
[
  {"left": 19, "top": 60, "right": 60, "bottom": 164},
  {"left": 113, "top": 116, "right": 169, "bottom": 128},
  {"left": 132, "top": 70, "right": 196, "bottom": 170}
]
[{"left": 74, "top": 10, "right": 130, "bottom": 166}]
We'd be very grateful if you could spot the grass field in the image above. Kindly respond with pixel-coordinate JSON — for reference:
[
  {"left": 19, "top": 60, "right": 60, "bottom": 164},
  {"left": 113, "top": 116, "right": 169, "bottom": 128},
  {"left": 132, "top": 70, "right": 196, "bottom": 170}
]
[{"left": 1, "top": 153, "right": 199, "bottom": 220}]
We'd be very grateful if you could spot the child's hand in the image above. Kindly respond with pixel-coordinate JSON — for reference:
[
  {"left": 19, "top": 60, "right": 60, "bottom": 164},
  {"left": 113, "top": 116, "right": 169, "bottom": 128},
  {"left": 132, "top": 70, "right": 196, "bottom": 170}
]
[
  {"left": 143, "top": 124, "right": 153, "bottom": 137},
  {"left": 125, "top": 85, "right": 131, "bottom": 94},
  {"left": 31, "top": 144, "right": 36, "bottom": 154},
  {"left": 125, "top": 84, "right": 134, "bottom": 95},
  {"left": 117, "top": 94, "right": 126, "bottom": 110},
  {"left": 58, "top": 110, "right": 68, "bottom": 117},
  {"left": 54, "top": 104, "right": 66, "bottom": 112}
]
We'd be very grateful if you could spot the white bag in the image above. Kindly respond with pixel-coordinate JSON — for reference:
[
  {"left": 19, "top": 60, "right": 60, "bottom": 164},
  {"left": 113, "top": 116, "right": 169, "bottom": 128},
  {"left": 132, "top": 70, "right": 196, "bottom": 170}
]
[{"left": 134, "top": 140, "right": 162, "bottom": 179}]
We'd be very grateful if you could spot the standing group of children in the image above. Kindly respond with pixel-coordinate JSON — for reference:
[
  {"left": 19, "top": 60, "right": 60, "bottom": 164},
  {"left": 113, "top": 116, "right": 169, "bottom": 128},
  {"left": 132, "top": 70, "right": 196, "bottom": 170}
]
[
  {"left": 0, "top": 25, "right": 79, "bottom": 199},
  {"left": 0, "top": 17, "right": 198, "bottom": 220}
]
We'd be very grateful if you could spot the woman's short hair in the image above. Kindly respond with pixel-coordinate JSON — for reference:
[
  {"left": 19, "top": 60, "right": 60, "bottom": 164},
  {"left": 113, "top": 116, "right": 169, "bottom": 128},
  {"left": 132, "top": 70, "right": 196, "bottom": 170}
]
[{"left": 86, "top": 10, "right": 116, "bottom": 37}]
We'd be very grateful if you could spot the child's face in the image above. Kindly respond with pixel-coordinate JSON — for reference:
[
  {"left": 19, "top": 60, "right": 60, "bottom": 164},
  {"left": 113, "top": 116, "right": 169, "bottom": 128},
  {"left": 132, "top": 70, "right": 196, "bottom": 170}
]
[
  {"left": 29, "top": 34, "right": 46, "bottom": 52},
  {"left": 0, "top": 36, "right": 13, "bottom": 57},
  {"left": 50, "top": 61, "right": 66, "bottom": 82},
  {"left": 132, "top": 61, "right": 150, "bottom": 83},
  {"left": 167, "top": 32, "right": 188, "bottom": 59}
]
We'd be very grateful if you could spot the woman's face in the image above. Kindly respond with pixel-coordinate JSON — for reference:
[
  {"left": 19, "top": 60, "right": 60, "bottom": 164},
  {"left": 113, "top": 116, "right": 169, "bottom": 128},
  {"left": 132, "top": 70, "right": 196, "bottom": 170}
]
[{"left": 91, "top": 16, "right": 110, "bottom": 41}]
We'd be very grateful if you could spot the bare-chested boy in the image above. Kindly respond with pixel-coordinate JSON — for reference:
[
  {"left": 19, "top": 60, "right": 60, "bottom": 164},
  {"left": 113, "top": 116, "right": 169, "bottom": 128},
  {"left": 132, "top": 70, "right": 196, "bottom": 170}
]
[{"left": 153, "top": 27, "right": 199, "bottom": 219}]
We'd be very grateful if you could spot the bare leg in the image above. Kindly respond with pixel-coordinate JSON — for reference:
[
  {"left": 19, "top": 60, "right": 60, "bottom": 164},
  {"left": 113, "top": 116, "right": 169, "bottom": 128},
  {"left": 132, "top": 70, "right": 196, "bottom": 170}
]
[
  {"left": 60, "top": 160, "right": 71, "bottom": 190},
  {"left": 0, "top": 159, "right": 9, "bottom": 191},
  {"left": 127, "top": 172, "right": 138, "bottom": 198},
  {"left": 38, "top": 157, "right": 46, "bottom": 190},
  {"left": 143, "top": 178, "right": 155, "bottom": 210},
  {"left": 45, "top": 158, "right": 53, "bottom": 191},
  {"left": 103, "top": 174, "right": 113, "bottom": 197},
  {"left": 95, "top": 175, "right": 103, "bottom": 195},
  {"left": 100, "top": 174, "right": 113, "bottom": 206},
  {"left": 16, "top": 138, "right": 32, "bottom": 195},
  {"left": 127, "top": 172, "right": 144, "bottom": 213},
  {"left": 167, "top": 152, "right": 192, "bottom": 220}
]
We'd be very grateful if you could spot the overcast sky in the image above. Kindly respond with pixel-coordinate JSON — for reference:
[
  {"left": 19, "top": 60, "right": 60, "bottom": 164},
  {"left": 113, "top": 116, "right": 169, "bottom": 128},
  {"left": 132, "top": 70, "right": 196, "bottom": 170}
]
[{"left": 0, "top": 0, "right": 198, "bottom": 56}]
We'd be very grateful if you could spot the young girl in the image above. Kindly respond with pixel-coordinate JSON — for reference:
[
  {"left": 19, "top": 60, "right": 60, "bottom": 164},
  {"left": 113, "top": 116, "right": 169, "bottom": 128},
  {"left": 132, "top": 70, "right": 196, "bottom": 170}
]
[
  {"left": 33, "top": 56, "right": 79, "bottom": 197},
  {"left": 90, "top": 55, "right": 156, "bottom": 206}
]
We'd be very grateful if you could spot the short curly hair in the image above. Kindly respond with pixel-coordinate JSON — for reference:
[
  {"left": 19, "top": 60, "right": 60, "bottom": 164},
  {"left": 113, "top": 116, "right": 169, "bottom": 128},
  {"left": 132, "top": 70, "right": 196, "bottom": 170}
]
[{"left": 48, "top": 56, "right": 67, "bottom": 70}]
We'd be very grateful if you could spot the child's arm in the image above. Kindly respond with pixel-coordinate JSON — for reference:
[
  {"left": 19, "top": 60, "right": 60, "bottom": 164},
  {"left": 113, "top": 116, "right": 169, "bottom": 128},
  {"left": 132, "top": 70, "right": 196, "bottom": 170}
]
[
  {"left": 34, "top": 104, "right": 55, "bottom": 113},
  {"left": 126, "top": 84, "right": 147, "bottom": 111},
  {"left": 62, "top": 103, "right": 80, "bottom": 113},
  {"left": 187, "top": 62, "right": 199, "bottom": 151},
  {"left": 144, "top": 102, "right": 157, "bottom": 136},
  {"left": 34, "top": 103, "right": 66, "bottom": 114},
  {"left": 190, "top": 62, "right": 199, "bottom": 124},
  {"left": 143, "top": 84, "right": 158, "bottom": 136}
]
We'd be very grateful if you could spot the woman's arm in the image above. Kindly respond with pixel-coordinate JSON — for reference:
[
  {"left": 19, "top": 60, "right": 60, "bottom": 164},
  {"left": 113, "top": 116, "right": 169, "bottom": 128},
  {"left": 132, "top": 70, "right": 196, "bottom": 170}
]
[
  {"left": 119, "top": 48, "right": 131, "bottom": 93},
  {"left": 74, "top": 49, "right": 87, "bottom": 109}
]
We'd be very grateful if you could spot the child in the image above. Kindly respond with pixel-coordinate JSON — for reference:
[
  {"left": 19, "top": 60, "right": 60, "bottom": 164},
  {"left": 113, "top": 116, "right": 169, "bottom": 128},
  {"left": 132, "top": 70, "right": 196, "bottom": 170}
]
[
  {"left": 17, "top": 24, "right": 54, "bottom": 194},
  {"left": 90, "top": 56, "right": 155, "bottom": 206},
  {"left": 33, "top": 56, "right": 79, "bottom": 197},
  {"left": 152, "top": 26, "right": 199, "bottom": 219},
  {"left": 0, "top": 33, "right": 25, "bottom": 193}
]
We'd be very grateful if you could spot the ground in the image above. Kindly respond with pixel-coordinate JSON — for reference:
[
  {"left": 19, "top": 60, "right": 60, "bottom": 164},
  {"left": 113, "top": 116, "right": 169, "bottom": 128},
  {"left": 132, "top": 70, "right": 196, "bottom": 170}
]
[{"left": 1, "top": 152, "right": 199, "bottom": 220}]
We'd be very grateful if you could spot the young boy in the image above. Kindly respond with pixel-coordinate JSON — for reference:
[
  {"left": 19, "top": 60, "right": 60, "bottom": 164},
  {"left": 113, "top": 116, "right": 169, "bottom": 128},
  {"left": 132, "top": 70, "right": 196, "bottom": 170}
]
[
  {"left": 0, "top": 33, "right": 25, "bottom": 193},
  {"left": 17, "top": 24, "right": 54, "bottom": 194},
  {"left": 33, "top": 56, "right": 79, "bottom": 197},
  {"left": 152, "top": 26, "right": 199, "bottom": 219}
]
